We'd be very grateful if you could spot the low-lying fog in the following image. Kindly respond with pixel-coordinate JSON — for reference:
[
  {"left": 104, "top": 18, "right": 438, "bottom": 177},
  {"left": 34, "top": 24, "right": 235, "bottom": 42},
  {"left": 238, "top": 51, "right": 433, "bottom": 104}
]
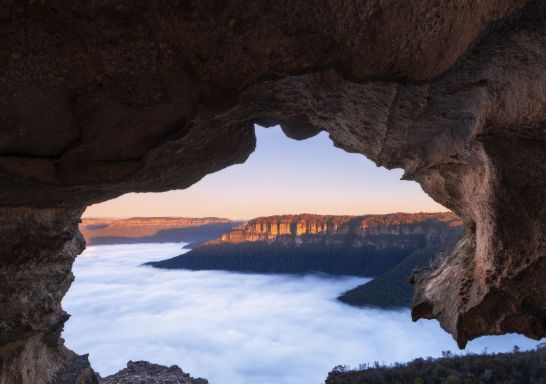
[{"left": 63, "top": 243, "right": 538, "bottom": 384}]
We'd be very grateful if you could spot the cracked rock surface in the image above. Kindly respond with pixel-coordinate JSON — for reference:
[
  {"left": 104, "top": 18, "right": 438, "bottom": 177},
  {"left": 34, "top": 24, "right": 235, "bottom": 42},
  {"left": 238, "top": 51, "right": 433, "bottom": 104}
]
[{"left": 0, "top": 1, "right": 544, "bottom": 383}]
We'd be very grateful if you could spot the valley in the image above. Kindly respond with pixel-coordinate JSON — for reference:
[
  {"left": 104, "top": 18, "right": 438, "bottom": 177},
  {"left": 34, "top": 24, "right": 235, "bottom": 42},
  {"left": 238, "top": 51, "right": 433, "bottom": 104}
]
[{"left": 148, "top": 212, "right": 463, "bottom": 308}]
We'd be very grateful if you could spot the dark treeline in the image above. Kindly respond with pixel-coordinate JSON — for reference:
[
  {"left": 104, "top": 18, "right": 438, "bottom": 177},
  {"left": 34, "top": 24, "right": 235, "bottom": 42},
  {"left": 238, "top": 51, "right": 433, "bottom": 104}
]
[
  {"left": 147, "top": 242, "right": 418, "bottom": 277},
  {"left": 326, "top": 345, "right": 546, "bottom": 384},
  {"left": 338, "top": 244, "right": 447, "bottom": 308}
]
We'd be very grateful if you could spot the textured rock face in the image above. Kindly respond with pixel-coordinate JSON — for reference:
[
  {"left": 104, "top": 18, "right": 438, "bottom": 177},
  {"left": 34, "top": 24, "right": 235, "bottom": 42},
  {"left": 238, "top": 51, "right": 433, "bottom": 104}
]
[
  {"left": 0, "top": 0, "right": 545, "bottom": 382},
  {"left": 0, "top": 207, "right": 98, "bottom": 384},
  {"left": 215, "top": 212, "right": 461, "bottom": 245},
  {"left": 0, "top": 0, "right": 530, "bottom": 207},
  {"left": 100, "top": 361, "right": 208, "bottom": 384}
]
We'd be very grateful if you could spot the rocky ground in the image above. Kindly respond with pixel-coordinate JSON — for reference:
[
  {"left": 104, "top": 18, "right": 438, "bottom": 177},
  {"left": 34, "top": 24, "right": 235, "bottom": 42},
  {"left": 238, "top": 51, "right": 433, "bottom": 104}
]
[{"left": 99, "top": 361, "right": 208, "bottom": 384}]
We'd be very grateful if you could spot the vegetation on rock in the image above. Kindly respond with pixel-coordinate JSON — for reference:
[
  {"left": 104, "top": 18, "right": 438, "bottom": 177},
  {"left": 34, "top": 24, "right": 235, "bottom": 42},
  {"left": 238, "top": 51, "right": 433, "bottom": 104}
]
[{"left": 326, "top": 344, "right": 546, "bottom": 384}]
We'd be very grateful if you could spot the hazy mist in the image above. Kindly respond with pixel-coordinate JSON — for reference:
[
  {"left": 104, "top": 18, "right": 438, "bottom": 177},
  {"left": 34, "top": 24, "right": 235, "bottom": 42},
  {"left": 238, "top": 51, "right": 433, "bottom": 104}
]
[{"left": 63, "top": 243, "right": 539, "bottom": 384}]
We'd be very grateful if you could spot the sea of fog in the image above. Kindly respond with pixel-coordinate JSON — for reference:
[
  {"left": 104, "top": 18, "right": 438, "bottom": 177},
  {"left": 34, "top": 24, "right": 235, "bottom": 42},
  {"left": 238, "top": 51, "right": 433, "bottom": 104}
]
[{"left": 63, "top": 243, "right": 540, "bottom": 384}]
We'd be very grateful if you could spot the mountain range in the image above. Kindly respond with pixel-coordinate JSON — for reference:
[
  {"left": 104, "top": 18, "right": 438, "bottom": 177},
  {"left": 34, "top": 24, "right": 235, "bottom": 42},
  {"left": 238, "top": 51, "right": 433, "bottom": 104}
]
[
  {"left": 80, "top": 217, "right": 240, "bottom": 245},
  {"left": 147, "top": 212, "right": 463, "bottom": 308}
]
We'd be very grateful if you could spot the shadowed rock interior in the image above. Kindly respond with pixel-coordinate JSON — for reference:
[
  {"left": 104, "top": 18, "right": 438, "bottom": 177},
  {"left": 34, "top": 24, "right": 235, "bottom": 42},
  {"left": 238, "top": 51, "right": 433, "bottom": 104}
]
[{"left": 0, "top": 1, "right": 544, "bottom": 382}]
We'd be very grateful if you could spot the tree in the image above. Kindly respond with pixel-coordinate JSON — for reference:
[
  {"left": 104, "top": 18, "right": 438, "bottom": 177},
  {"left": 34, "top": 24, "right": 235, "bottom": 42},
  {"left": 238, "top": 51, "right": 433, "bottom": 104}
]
[
  {"left": 443, "top": 375, "right": 461, "bottom": 384},
  {"left": 332, "top": 365, "right": 350, "bottom": 373}
]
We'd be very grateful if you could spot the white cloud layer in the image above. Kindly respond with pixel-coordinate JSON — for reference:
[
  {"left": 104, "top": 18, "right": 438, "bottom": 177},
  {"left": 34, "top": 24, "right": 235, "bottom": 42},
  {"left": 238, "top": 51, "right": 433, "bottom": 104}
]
[{"left": 63, "top": 243, "right": 541, "bottom": 384}]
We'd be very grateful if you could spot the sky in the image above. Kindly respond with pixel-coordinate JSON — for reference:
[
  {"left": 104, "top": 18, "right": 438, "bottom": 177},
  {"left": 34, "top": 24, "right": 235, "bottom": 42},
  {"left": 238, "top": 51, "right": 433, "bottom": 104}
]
[
  {"left": 63, "top": 243, "right": 540, "bottom": 384},
  {"left": 83, "top": 125, "right": 445, "bottom": 220}
]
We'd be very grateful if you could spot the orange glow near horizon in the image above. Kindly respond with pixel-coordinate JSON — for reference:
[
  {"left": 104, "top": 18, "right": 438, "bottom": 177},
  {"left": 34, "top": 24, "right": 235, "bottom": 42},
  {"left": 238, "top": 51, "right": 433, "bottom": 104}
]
[{"left": 83, "top": 126, "right": 446, "bottom": 220}]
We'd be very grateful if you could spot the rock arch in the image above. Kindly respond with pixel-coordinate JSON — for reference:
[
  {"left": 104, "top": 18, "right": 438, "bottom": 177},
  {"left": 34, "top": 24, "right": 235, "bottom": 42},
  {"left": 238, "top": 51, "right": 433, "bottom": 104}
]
[{"left": 0, "top": 1, "right": 544, "bottom": 382}]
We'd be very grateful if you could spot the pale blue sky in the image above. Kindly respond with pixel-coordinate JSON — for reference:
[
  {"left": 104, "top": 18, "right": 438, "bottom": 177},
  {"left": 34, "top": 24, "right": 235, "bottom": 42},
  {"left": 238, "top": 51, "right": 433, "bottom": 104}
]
[{"left": 84, "top": 125, "right": 445, "bottom": 219}]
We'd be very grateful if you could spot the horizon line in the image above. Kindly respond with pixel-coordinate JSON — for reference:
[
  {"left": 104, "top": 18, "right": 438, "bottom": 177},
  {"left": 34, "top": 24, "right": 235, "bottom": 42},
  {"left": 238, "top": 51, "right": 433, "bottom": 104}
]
[{"left": 82, "top": 210, "right": 455, "bottom": 222}]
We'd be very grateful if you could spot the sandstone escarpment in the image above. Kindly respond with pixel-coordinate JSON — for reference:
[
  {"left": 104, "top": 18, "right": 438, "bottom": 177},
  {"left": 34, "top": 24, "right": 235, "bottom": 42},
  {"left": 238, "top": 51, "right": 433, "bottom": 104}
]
[
  {"left": 0, "top": 0, "right": 545, "bottom": 382},
  {"left": 150, "top": 213, "right": 463, "bottom": 277},
  {"left": 215, "top": 212, "right": 461, "bottom": 245},
  {"left": 82, "top": 216, "right": 231, "bottom": 229},
  {"left": 80, "top": 216, "right": 237, "bottom": 245}
]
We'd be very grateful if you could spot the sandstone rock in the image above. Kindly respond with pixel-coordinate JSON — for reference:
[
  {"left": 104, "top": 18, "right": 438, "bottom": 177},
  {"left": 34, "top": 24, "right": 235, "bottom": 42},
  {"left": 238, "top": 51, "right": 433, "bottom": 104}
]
[
  {"left": 49, "top": 353, "right": 99, "bottom": 384},
  {"left": 0, "top": 0, "right": 544, "bottom": 382},
  {"left": 0, "top": 207, "right": 87, "bottom": 384},
  {"left": 79, "top": 216, "right": 237, "bottom": 245},
  {"left": 0, "top": 0, "right": 530, "bottom": 207},
  {"left": 213, "top": 212, "right": 462, "bottom": 245},
  {"left": 150, "top": 212, "right": 463, "bottom": 277},
  {"left": 100, "top": 361, "right": 207, "bottom": 384}
]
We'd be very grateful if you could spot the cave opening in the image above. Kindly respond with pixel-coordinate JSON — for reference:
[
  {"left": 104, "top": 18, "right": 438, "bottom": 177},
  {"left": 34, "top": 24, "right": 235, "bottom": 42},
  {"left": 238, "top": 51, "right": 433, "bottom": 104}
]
[
  {"left": 0, "top": 1, "right": 544, "bottom": 382},
  {"left": 83, "top": 124, "right": 446, "bottom": 219},
  {"left": 58, "top": 125, "right": 538, "bottom": 384}
]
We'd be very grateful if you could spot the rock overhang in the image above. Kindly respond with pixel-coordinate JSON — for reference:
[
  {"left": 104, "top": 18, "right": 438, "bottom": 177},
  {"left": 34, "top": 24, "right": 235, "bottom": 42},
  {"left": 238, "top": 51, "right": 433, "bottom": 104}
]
[{"left": 0, "top": 1, "right": 544, "bottom": 383}]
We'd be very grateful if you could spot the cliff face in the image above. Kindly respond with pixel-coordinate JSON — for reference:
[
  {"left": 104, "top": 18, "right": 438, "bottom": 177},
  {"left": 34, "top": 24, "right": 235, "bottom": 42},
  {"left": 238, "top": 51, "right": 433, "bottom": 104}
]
[
  {"left": 0, "top": 208, "right": 98, "bottom": 384},
  {"left": 82, "top": 217, "right": 230, "bottom": 229},
  {"left": 80, "top": 217, "right": 237, "bottom": 245},
  {"left": 212, "top": 212, "right": 462, "bottom": 248},
  {"left": 149, "top": 213, "right": 463, "bottom": 277}
]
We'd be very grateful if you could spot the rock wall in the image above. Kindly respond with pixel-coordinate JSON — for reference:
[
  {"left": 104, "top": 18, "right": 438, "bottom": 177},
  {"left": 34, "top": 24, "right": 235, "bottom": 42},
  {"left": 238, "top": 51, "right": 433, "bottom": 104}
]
[
  {"left": 0, "top": 0, "right": 544, "bottom": 382},
  {"left": 215, "top": 212, "right": 461, "bottom": 246},
  {"left": 0, "top": 0, "right": 531, "bottom": 208},
  {"left": 99, "top": 361, "right": 207, "bottom": 384},
  {"left": 150, "top": 212, "right": 463, "bottom": 277},
  {"left": 0, "top": 207, "right": 97, "bottom": 384},
  {"left": 80, "top": 216, "right": 234, "bottom": 243}
]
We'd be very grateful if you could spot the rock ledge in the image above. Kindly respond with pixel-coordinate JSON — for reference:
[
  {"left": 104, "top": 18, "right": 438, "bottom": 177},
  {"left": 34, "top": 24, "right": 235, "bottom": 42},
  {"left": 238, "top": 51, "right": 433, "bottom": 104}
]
[{"left": 100, "top": 361, "right": 208, "bottom": 384}]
